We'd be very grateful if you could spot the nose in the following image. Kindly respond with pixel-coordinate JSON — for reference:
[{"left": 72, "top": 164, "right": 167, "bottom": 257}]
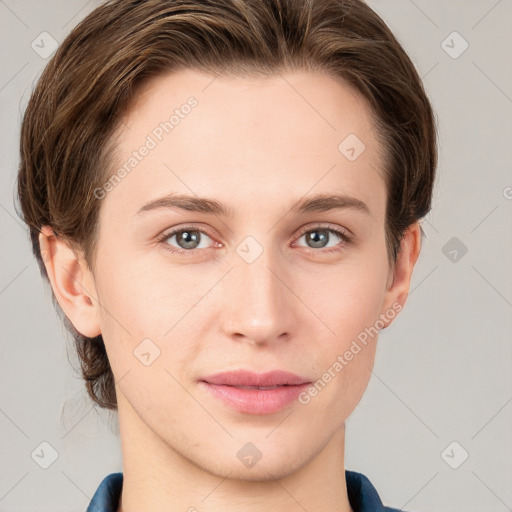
[{"left": 218, "top": 249, "right": 297, "bottom": 347}]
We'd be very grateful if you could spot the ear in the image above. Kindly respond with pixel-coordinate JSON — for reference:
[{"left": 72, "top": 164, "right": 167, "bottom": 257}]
[
  {"left": 38, "top": 225, "right": 101, "bottom": 338},
  {"left": 379, "top": 222, "right": 422, "bottom": 328}
]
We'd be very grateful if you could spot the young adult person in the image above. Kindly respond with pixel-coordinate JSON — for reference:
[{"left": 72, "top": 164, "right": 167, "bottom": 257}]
[{"left": 16, "top": 0, "right": 437, "bottom": 510}]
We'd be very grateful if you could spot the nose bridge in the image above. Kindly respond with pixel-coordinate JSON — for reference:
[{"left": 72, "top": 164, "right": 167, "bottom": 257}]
[{"left": 220, "top": 241, "right": 292, "bottom": 343}]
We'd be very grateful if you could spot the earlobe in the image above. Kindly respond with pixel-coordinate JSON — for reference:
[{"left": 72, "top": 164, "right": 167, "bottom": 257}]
[
  {"left": 380, "top": 222, "right": 422, "bottom": 328},
  {"left": 38, "top": 226, "right": 101, "bottom": 338}
]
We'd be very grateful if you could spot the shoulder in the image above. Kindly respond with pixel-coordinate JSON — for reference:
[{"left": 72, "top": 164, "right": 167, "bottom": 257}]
[
  {"left": 346, "top": 470, "right": 411, "bottom": 512},
  {"left": 86, "top": 472, "right": 123, "bottom": 512}
]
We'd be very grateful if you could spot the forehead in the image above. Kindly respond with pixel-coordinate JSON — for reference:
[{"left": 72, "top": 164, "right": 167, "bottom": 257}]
[{"left": 101, "top": 68, "right": 386, "bottom": 223}]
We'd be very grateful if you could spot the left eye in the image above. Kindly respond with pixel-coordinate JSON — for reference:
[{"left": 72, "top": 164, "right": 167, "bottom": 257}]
[{"left": 294, "top": 226, "right": 349, "bottom": 251}]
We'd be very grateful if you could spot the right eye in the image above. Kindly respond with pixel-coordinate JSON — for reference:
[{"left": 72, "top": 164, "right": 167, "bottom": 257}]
[{"left": 157, "top": 226, "right": 221, "bottom": 255}]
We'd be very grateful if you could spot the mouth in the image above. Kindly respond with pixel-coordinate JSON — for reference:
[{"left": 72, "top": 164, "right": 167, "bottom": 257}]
[
  {"left": 225, "top": 385, "right": 286, "bottom": 390},
  {"left": 199, "top": 370, "right": 312, "bottom": 415},
  {"left": 200, "top": 369, "right": 311, "bottom": 387}
]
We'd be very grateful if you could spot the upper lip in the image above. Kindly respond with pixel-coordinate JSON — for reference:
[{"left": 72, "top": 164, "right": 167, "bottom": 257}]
[{"left": 201, "top": 370, "right": 311, "bottom": 387}]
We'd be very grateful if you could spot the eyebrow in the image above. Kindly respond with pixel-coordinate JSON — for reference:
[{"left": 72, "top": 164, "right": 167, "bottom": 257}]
[{"left": 136, "top": 192, "right": 371, "bottom": 217}]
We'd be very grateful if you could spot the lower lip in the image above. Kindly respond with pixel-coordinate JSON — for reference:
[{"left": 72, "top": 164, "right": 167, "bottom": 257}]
[{"left": 200, "top": 382, "right": 311, "bottom": 415}]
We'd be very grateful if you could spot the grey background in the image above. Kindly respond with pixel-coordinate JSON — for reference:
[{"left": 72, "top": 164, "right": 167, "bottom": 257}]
[{"left": 1, "top": 1, "right": 511, "bottom": 511}]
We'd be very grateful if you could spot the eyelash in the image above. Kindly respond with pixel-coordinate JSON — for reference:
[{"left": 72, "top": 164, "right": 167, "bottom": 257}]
[{"left": 156, "top": 223, "right": 353, "bottom": 256}]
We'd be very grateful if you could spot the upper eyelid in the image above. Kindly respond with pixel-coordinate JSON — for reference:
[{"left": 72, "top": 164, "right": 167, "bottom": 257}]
[
  {"left": 297, "top": 223, "right": 352, "bottom": 238},
  {"left": 159, "top": 225, "right": 217, "bottom": 242}
]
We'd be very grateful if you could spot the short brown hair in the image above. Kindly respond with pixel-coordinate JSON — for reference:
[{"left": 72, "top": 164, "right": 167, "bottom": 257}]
[{"left": 16, "top": 0, "right": 438, "bottom": 410}]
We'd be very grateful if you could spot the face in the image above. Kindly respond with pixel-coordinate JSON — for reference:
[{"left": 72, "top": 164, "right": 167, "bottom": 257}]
[{"left": 46, "top": 68, "right": 418, "bottom": 480}]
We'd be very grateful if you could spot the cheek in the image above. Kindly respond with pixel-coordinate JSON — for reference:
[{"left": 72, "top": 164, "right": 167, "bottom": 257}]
[
  {"left": 95, "top": 253, "right": 187, "bottom": 334},
  {"left": 303, "top": 256, "right": 390, "bottom": 347},
  {"left": 92, "top": 254, "right": 214, "bottom": 377},
  {"left": 296, "top": 248, "right": 389, "bottom": 406},
  {"left": 297, "top": 269, "right": 386, "bottom": 423},
  {"left": 91, "top": 258, "right": 166, "bottom": 374}
]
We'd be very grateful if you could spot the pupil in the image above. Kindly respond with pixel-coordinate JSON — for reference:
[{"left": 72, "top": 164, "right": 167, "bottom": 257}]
[
  {"left": 178, "top": 230, "right": 200, "bottom": 249},
  {"left": 308, "top": 230, "right": 328, "bottom": 248}
]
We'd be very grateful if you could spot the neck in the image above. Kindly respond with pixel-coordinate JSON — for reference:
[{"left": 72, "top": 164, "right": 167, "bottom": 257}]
[{"left": 116, "top": 392, "right": 353, "bottom": 512}]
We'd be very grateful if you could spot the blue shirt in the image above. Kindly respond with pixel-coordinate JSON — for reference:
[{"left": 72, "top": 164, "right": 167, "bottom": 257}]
[{"left": 86, "top": 470, "right": 406, "bottom": 512}]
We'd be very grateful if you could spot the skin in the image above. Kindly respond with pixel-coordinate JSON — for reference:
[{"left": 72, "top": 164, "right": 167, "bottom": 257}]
[{"left": 39, "top": 69, "right": 421, "bottom": 512}]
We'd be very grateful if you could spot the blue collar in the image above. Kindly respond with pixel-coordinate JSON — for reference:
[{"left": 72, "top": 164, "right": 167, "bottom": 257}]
[{"left": 86, "top": 470, "right": 404, "bottom": 512}]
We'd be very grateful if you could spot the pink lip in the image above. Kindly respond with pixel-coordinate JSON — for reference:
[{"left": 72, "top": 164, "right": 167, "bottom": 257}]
[
  {"left": 199, "top": 370, "right": 312, "bottom": 415},
  {"left": 201, "top": 370, "right": 310, "bottom": 387}
]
